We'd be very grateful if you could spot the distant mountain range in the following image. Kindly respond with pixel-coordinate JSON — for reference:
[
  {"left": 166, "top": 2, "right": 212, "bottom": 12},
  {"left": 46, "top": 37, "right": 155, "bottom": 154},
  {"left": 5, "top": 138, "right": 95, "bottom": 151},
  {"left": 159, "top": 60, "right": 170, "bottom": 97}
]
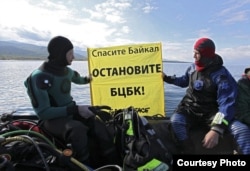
[
  {"left": 0, "top": 40, "right": 189, "bottom": 63},
  {"left": 0, "top": 40, "right": 87, "bottom": 60}
]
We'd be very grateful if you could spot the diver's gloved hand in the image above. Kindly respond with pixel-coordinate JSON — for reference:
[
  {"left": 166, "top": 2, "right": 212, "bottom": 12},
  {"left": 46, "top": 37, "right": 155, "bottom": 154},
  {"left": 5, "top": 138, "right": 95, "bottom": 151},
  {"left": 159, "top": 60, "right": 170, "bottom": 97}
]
[
  {"left": 162, "top": 72, "right": 175, "bottom": 84},
  {"left": 85, "top": 74, "right": 92, "bottom": 83},
  {"left": 78, "top": 105, "right": 95, "bottom": 119}
]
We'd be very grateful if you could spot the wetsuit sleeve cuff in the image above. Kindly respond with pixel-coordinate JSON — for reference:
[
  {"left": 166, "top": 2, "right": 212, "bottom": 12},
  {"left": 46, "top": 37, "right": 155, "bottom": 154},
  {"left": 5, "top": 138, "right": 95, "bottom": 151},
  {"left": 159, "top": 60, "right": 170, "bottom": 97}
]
[{"left": 211, "top": 126, "right": 224, "bottom": 136}]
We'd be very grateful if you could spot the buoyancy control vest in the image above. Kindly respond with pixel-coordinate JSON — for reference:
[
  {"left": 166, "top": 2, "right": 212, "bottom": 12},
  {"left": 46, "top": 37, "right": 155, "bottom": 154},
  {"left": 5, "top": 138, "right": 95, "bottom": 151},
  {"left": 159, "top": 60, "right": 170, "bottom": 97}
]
[{"left": 176, "top": 65, "right": 223, "bottom": 118}]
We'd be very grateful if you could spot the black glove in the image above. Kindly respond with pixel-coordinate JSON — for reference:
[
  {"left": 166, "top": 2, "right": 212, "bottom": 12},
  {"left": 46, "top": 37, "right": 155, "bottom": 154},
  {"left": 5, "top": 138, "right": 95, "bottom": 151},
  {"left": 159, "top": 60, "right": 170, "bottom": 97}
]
[
  {"left": 163, "top": 74, "right": 176, "bottom": 84},
  {"left": 78, "top": 105, "right": 95, "bottom": 119}
]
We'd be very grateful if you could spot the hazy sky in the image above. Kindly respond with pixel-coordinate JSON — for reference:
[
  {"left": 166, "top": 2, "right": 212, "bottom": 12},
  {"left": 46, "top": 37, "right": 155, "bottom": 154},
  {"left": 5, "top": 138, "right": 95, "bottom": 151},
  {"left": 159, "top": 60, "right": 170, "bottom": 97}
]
[{"left": 0, "top": 0, "right": 249, "bottom": 64}]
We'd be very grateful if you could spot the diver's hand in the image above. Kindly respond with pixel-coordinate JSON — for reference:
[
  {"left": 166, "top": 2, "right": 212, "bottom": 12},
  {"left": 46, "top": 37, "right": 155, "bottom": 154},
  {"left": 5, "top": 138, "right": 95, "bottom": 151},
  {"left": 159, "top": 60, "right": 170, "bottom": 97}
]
[
  {"left": 87, "top": 74, "right": 92, "bottom": 82},
  {"left": 162, "top": 72, "right": 167, "bottom": 79},
  {"left": 78, "top": 105, "right": 95, "bottom": 119},
  {"left": 162, "top": 72, "right": 175, "bottom": 84},
  {"left": 84, "top": 75, "right": 92, "bottom": 83},
  {"left": 202, "top": 130, "right": 219, "bottom": 149}
]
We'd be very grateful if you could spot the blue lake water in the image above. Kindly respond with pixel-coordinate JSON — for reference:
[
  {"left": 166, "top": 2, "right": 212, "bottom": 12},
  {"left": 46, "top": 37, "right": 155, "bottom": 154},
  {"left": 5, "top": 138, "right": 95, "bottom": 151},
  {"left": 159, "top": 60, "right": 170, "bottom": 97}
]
[{"left": 0, "top": 60, "right": 245, "bottom": 117}]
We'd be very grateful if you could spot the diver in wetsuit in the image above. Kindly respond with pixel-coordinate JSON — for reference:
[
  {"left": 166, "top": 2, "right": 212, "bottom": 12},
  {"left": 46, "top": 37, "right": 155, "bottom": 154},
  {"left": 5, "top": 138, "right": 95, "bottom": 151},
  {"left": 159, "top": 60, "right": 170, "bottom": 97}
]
[
  {"left": 163, "top": 37, "right": 250, "bottom": 154},
  {"left": 24, "top": 36, "right": 95, "bottom": 166}
]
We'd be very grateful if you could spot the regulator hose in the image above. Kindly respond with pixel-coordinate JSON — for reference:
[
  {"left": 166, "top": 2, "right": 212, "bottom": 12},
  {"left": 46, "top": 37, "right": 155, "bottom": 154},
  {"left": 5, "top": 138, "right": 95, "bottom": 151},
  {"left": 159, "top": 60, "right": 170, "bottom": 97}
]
[
  {"left": 0, "top": 130, "right": 56, "bottom": 148},
  {"left": 1, "top": 135, "right": 91, "bottom": 171}
]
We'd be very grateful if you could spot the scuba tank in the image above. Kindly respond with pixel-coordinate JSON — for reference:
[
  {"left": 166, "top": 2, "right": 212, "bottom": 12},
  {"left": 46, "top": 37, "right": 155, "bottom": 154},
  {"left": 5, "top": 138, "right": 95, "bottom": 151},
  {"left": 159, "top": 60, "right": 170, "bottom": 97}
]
[{"left": 122, "top": 107, "right": 171, "bottom": 171}]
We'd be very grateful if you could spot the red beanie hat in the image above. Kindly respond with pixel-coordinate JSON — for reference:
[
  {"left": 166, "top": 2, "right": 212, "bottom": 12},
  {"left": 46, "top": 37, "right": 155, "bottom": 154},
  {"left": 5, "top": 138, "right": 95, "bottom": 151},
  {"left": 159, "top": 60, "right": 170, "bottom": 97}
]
[{"left": 194, "top": 38, "right": 215, "bottom": 58}]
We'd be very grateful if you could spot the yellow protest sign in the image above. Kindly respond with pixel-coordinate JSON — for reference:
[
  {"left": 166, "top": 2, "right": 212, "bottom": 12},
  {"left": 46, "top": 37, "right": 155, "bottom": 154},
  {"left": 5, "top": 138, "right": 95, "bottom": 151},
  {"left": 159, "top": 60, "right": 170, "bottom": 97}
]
[{"left": 88, "top": 42, "right": 165, "bottom": 116}]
